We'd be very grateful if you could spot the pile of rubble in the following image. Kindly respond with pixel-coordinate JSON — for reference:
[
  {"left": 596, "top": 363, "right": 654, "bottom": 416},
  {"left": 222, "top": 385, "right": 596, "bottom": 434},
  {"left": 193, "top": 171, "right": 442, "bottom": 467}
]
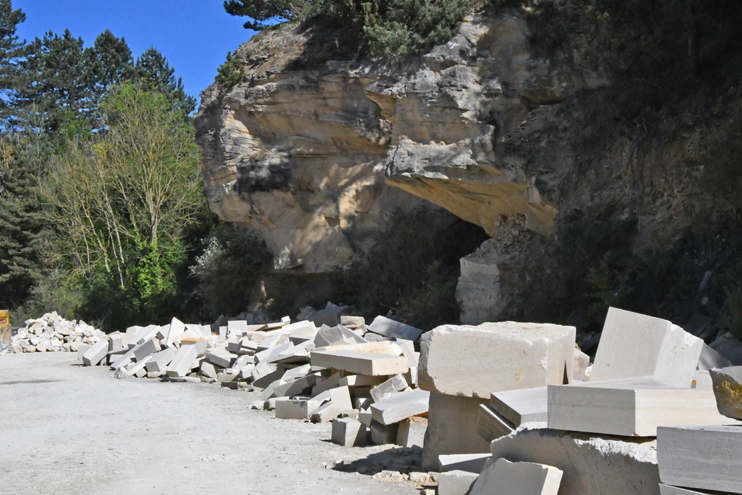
[
  {"left": 11, "top": 301, "right": 742, "bottom": 495},
  {"left": 2, "top": 312, "right": 106, "bottom": 354}
]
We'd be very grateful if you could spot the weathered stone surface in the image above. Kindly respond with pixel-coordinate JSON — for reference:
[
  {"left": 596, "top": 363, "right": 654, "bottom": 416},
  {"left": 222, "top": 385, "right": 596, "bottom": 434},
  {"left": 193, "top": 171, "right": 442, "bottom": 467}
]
[
  {"left": 145, "top": 347, "right": 177, "bottom": 373},
  {"left": 370, "top": 374, "right": 408, "bottom": 402},
  {"left": 548, "top": 377, "right": 735, "bottom": 437},
  {"left": 81, "top": 339, "right": 109, "bottom": 366},
  {"left": 591, "top": 308, "right": 703, "bottom": 388},
  {"left": 419, "top": 322, "right": 575, "bottom": 398},
  {"left": 438, "top": 470, "right": 479, "bottom": 495},
  {"left": 470, "top": 458, "right": 563, "bottom": 495},
  {"left": 422, "top": 392, "right": 490, "bottom": 470},
  {"left": 490, "top": 426, "right": 661, "bottom": 495},
  {"left": 709, "top": 366, "right": 742, "bottom": 420},
  {"left": 167, "top": 346, "right": 198, "bottom": 378},
  {"left": 370, "top": 420, "right": 399, "bottom": 445},
  {"left": 657, "top": 425, "right": 742, "bottom": 494}
]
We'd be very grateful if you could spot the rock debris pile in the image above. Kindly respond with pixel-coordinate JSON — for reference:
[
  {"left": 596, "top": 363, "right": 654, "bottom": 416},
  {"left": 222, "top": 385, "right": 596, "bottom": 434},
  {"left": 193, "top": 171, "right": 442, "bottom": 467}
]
[
  {"left": 2, "top": 312, "right": 106, "bottom": 354},
  {"left": 6, "top": 304, "right": 742, "bottom": 495}
]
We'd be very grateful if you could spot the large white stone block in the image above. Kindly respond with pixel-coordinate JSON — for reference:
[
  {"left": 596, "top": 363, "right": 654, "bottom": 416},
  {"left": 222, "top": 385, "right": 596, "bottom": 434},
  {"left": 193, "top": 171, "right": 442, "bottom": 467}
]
[
  {"left": 145, "top": 347, "right": 176, "bottom": 372},
  {"left": 332, "top": 418, "right": 368, "bottom": 447},
  {"left": 490, "top": 426, "right": 661, "bottom": 495},
  {"left": 591, "top": 307, "right": 703, "bottom": 388},
  {"left": 419, "top": 322, "right": 575, "bottom": 398},
  {"left": 134, "top": 338, "right": 161, "bottom": 361},
  {"left": 469, "top": 458, "right": 562, "bottom": 495},
  {"left": 310, "top": 350, "right": 409, "bottom": 376},
  {"left": 370, "top": 374, "right": 408, "bottom": 402},
  {"left": 657, "top": 425, "right": 742, "bottom": 494},
  {"left": 547, "top": 377, "right": 735, "bottom": 437},
  {"left": 164, "top": 317, "right": 185, "bottom": 347}
]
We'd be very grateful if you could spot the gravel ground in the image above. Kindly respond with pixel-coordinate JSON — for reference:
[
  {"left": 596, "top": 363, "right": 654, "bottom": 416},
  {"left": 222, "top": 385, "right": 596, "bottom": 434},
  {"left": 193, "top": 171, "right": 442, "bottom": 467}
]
[{"left": 0, "top": 352, "right": 424, "bottom": 495}]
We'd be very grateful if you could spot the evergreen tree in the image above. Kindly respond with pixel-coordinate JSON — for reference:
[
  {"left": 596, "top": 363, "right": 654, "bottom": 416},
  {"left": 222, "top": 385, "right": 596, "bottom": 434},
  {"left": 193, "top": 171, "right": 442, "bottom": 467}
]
[
  {"left": 90, "top": 29, "right": 134, "bottom": 96},
  {"left": 135, "top": 48, "right": 196, "bottom": 116},
  {"left": 0, "top": 0, "right": 26, "bottom": 125},
  {"left": 223, "top": 0, "right": 301, "bottom": 30},
  {"left": 0, "top": 131, "right": 47, "bottom": 308},
  {"left": 14, "top": 29, "right": 96, "bottom": 133}
]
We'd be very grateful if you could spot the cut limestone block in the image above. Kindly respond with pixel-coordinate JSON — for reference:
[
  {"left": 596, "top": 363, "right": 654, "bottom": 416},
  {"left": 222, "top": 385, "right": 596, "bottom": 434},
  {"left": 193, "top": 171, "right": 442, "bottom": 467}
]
[
  {"left": 709, "top": 366, "right": 742, "bottom": 420},
  {"left": 371, "top": 389, "right": 430, "bottom": 425},
  {"left": 82, "top": 339, "right": 109, "bottom": 366},
  {"left": 692, "top": 370, "right": 713, "bottom": 390},
  {"left": 396, "top": 416, "right": 427, "bottom": 448},
  {"left": 227, "top": 320, "right": 248, "bottom": 337},
  {"left": 657, "top": 425, "right": 742, "bottom": 494},
  {"left": 199, "top": 360, "right": 220, "bottom": 379},
  {"left": 341, "top": 316, "right": 365, "bottom": 329},
  {"left": 658, "top": 485, "right": 730, "bottom": 495},
  {"left": 547, "top": 377, "right": 735, "bottom": 437},
  {"left": 477, "top": 404, "right": 515, "bottom": 443},
  {"left": 439, "top": 453, "right": 492, "bottom": 473},
  {"left": 332, "top": 418, "right": 368, "bottom": 447},
  {"left": 370, "top": 420, "right": 399, "bottom": 445},
  {"left": 359, "top": 410, "right": 373, "bottom": 427},
  {"left": 422, "top": 392, "right": 490, "bottom": 470},
  {"left": 180, "top": 338, "right": 207, "bottom": 357},
  {"left": 206, "top": 348, "right": 236, "bottom": 368},
  {"left": 275, "top": 398, "right": 316, "bottom": 419},
  {"left": 145, "top": 347, "right": 176, "bottom": 372},
  {"left": 490, "top": 425, "right": 661, "bottom": 495},
  {"left": 698, "top": 344, "right": 733, "bottom": 371},
  {"left": 273, "top": 375, "right": 318, "bottom": 398},
  {"left": 573, "top": 349, "right": 591, "bottom": 382},
  {"left": 310, "top": 350, "right": 409, "bottom": 376},
  {"left": 167, "top": 345, "right": 198, "bottom": 377},
  {"left": 491, "top": 387, "right": 548, "bottom": 426},
  {"left": 134, "top": 338, "right": 161, "bottom": 361},
  {"left": 591, "top": 307, "right": 703, "bottom": 388},
  {"left": 395, "top": 339, "right": 419, "bottom": 387},
  {"left": 109, "top": 333, "right": 131, "bottom": 352},
  {"left": 419, "top": 322, "right": 576, "bottom": 398},
  {"left": 165, "top": 317, "right": 185, "bottom": 347},
  {"left": 310, "top": 386, "right": 353, "bottom": 422},
  {"left": 76, "top": 344, "right": 91, "bottom": 364},
  {"left": 368, "top": 315, "right": 423, "bottom": 341},
  {"left": 438, "top": 470, "right": 479, "bottom": 495},
  {"left": 370, "top": 374, "right": 409, "bottom": 402},
  {"left": 469, "top": 458, "right": 563, "bottom": 495}
]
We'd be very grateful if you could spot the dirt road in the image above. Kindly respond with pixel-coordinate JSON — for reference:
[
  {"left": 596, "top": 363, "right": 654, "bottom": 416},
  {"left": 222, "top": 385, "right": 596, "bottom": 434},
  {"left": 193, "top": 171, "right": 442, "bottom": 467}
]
[{"left": 0, "top": 353, "right": 422, "bottom": 495}]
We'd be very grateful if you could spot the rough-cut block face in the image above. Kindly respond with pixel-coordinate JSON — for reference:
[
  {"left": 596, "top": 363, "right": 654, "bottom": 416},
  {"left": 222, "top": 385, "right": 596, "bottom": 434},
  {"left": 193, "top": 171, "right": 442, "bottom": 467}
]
[
  {"left": 547, "top": 377, "right": 736, "bottom": 437},
  {"left": 658, "top": 425, "right": 742, "bottom": 494},
  {"left": 709, "top": 366, "right": 742, "bottom": 420},
  {"left": 591, "top": 307, "right": 703, "bottom": 388},
  {"left": 418, "top": 322, "right": 576, "bottom": 398},
  {"left": 490, "top": 386, "right": 548, "bottom": 426},
  {"left": 470, "top": 458, "right": 563, "bottom": 495}
]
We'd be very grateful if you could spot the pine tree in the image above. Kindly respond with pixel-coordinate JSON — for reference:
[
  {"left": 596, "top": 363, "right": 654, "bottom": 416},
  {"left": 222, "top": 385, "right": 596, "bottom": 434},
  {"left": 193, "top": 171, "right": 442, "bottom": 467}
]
[
  {"left": 90, "top": 29, "right": 134, "bottom": 96},
  {"left": 0, "top": 0, "right": 26, "bottom": 125},
  {"left": 135, "top": 48, "right": 196, "bottom": 116},
  {"left": 14, "top": 29, "right": 96, "bottom": 133}
]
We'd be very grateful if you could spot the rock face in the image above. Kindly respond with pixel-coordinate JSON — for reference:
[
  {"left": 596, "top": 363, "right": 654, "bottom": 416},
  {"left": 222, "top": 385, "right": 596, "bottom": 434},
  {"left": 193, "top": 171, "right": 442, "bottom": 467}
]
[{"left": 194, "top": 12, "right": 603, "bottom": 281}]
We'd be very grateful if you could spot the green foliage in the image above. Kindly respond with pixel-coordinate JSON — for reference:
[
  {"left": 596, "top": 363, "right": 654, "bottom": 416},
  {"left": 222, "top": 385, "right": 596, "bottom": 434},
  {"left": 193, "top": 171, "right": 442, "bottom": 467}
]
[
  {"left": 223, "top": 0, "right": 305, "bottom": 30},
  {"left": 0, "top": 0, "right": 25, "bottom": 123},
  {"left": 215, "top": 51, "right": 245, "bottom": 87},
  {"left": 134, "top": 48, "right": 197, "bottom": 116},
  {"left": 223, "top": 0, "right": 476, "bottom": 59},
  {"left": 333, "top": 206, "right": 488, "bottom": 329},
  {"left": 189, "top": 225, "right": 273, "bottom": 319}
]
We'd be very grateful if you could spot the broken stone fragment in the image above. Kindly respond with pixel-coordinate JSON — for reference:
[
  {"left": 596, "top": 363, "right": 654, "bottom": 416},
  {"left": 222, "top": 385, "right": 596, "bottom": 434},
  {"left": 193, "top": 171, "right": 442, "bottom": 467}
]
[
  {"left": 367, "top": 315, "right": 423, "bottom": 342},
  {"left": 396, "top": 416, "right": 427, "bottom": 448},
  {"left": 370, "top": 374, "right": 409, "bottom": 402},
  {"left": 709, "top": 366, "right": 742, "bottom": 420},
  {"left": 469, "top": 458, "right": 563, "bottom": 495},
  {"left": 370, "top": 389, "right": 430, "bottom": 425}
]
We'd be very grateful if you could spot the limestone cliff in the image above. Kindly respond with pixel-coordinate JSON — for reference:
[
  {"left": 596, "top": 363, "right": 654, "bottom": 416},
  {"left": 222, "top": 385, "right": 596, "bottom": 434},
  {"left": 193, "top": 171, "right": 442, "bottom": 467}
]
[{"left": 196, "top": 5, "right": 740, "bottom": 326}]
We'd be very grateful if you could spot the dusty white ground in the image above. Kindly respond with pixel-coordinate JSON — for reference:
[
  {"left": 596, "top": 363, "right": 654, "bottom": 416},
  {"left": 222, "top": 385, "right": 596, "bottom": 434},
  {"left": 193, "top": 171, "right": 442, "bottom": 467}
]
[{"left": 0, "top": 353, "right": 424, "bottom": 495}]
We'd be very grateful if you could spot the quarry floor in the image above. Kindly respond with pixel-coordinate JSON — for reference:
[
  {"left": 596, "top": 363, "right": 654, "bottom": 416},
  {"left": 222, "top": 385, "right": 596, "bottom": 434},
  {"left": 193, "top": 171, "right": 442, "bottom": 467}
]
[{"left": 0, "top": 353, "right": 420, "bottom": 495}]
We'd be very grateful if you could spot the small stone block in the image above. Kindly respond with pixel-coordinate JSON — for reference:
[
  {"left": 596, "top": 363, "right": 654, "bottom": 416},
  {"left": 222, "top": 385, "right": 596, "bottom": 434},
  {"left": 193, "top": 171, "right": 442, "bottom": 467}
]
[
  {"left": 469, "top": 458, "right": 563, "bottom": 495},
  {"left": 438, "top": 470, "right": 479, "bottom": 495},
  {"left": 332, "top": 418, "right": 368, "bottom": 447},
  {"left": 370, "top": 420, "right": 399, "bottom": 445}
]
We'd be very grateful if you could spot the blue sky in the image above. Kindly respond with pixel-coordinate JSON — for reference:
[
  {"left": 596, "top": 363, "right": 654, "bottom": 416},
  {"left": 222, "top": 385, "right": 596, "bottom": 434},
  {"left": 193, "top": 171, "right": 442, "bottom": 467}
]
[{"left": 14, "top": 0, "right": 258, "bottom": 107}]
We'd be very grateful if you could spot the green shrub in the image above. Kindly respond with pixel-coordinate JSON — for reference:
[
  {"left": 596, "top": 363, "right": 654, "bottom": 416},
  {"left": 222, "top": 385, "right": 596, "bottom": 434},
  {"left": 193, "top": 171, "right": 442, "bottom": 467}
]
[
  {"left": 215, "top": 52, "right": 245, "bottom": 87},
  {"left": 189, "top": 225, "right": 273, "bottom": 319}
]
